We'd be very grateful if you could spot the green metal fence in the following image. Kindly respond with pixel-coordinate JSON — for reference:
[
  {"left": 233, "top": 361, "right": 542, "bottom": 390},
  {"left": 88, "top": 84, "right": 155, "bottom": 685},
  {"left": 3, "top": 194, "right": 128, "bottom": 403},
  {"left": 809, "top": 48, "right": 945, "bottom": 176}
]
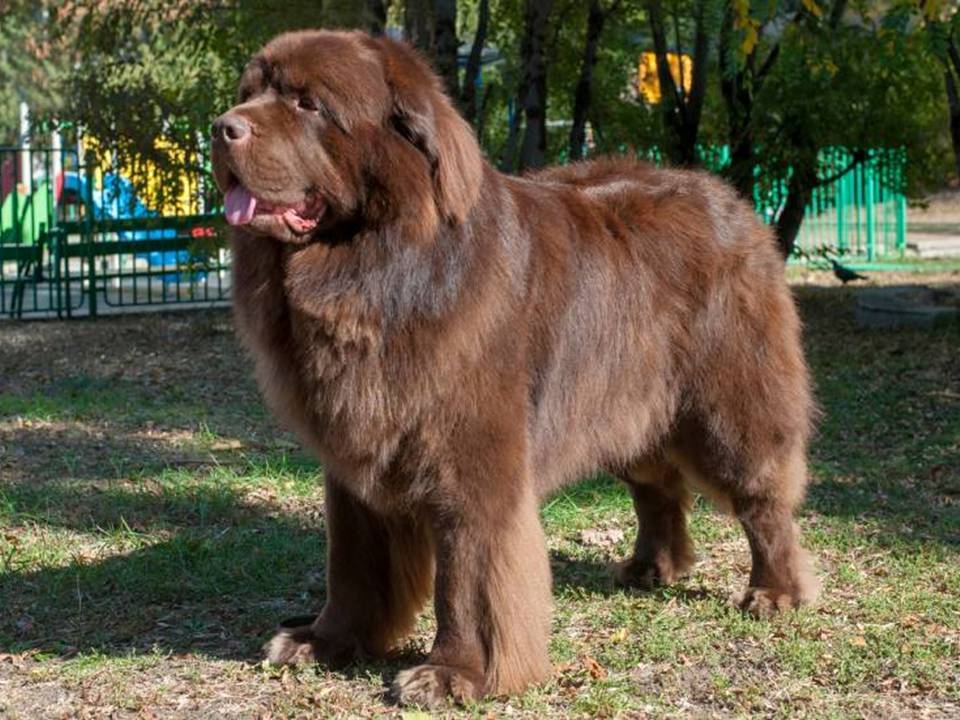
[
  {"left": 0, "top": 141, "right": 908, "bottom": 319},
  {"left": 760, "top": 148, "right": 907, "bottom": 262},
  {"left": 675, "top": 145, "right": 907, "bottom": 261}
]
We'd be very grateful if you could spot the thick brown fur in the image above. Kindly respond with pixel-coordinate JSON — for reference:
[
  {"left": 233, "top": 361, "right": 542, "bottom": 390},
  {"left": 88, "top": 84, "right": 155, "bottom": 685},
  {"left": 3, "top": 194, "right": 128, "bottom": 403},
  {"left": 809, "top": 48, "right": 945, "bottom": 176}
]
[{"left": 211, "top": 30, "right": 819, "bottom": 707}]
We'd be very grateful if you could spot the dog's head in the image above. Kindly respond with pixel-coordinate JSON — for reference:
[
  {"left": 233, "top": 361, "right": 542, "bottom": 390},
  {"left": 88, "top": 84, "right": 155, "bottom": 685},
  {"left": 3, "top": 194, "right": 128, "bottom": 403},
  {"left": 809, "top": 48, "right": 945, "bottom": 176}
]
[{"left": 211, "top": 30, "right": 483, "bottom": 243}]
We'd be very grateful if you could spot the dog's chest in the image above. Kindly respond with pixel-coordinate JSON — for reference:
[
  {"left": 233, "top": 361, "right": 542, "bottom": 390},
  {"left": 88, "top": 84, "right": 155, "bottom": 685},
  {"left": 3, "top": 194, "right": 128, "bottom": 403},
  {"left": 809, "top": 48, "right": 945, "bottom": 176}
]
[
  {"left": 233, "top": 239, "right": 449, "bottom": 499},
  {"left": 281, "top": 249, "right": 444, "bottom": 469},
  {"left": 279, "top": 245, "right": 383, "bottom": 382}
]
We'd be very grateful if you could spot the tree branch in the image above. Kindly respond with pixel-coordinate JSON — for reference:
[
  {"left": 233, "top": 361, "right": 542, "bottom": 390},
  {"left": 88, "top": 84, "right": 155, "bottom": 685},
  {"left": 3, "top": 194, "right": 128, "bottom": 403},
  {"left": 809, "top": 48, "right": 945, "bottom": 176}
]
[
  {"left": 828, "top": 0, "right": 848, "bottom": 30},
  {"left": 646, "top": 0, "right": 684, "bottom": 114},
  {"left": 755, "top": 42, "right": 780, "bottom": 87},
  {"left": 947, "top": 35, "right": 960, "bottom": 79},
  {"left": 671, "top": 2, "right": 687, "bottom": 108},
  {"left": 687, "top": 0, "right": 711, "bottom": 126},
  {"left": 814, "top": 151, "right": 866, "bottom": 188}
]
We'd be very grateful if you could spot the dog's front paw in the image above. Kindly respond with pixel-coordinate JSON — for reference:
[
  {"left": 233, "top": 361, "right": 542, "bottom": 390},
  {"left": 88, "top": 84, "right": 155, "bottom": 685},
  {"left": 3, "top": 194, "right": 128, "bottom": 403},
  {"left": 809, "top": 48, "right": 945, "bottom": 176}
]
[
  {"left": 737, "top": 587, "right": 798, "bottom": 618},
  {"left": 392, "top": 663, "right": 484, "bottom": 707},
  {"left": 262, "top": 615, "right": 359, "bottom": 667}
]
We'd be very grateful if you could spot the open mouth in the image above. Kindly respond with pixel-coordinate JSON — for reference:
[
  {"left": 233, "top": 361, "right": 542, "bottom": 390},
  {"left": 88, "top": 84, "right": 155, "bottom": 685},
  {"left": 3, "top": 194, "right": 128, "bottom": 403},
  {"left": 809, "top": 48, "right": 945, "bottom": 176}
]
[{"left": 224, "top": 179, "right": 326, "bottom": 235}]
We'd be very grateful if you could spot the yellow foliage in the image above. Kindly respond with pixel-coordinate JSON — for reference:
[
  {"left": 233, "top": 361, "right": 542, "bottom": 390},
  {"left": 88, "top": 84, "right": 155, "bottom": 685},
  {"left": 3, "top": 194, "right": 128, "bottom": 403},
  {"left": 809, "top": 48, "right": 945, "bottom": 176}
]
[
  {"left": 921, "top": 0, "right": 945, "bottom": 21},
  {"left": 802, "top": 0, "right": 823, "bottom": 18},
  {"left": 740, "top": 23, "right": 759, "bottom": 57},
  {"left": 731, "top": 0, "right": 750, "bottom": 23},
  {"left": 731, "top": 0, "right": 761, "bottom": 59}
]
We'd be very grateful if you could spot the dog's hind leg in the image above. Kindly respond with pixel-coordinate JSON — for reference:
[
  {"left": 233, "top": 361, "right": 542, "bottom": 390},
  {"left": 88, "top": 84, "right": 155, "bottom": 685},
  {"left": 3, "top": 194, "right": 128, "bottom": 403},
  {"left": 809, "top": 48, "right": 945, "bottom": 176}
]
[
  {"left": 669, "top": 432, "right": 819, "bottom": 618},
  {"left": 264, "top": 476, "right": 434, "bottom": 666},
  {"left": 728, "top": 448, "right": 819, "bottom": 617},
  {"left": 614, "top": 459, "right": 695, "bottom": 589}
]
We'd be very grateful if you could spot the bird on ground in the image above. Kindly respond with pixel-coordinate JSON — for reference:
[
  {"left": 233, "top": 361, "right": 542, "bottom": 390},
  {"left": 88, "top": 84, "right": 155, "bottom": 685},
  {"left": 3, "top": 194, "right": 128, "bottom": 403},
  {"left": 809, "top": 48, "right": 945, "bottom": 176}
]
[{"left": 831, "top": 259, "right": 868, "bottom": 285}]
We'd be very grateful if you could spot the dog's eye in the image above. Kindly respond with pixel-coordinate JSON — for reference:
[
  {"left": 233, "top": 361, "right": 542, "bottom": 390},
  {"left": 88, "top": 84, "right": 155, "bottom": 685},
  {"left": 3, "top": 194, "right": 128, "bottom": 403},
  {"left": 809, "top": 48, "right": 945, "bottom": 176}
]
[{"left": 297, "top": 96, "right": 318, "bottom": 112}]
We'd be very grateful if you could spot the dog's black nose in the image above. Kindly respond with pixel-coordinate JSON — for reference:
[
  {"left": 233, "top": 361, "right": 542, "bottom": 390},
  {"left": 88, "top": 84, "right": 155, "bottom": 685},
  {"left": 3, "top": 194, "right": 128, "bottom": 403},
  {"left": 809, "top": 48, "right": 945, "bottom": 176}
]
[{"left": 212, "top": 113, "right": 250, "bottom": 143}]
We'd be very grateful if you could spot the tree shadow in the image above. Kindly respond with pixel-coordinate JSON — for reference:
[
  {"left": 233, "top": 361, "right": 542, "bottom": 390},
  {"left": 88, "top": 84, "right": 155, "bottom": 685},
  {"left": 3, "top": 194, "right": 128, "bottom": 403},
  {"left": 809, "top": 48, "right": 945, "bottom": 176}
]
[
  {"left": 793, "top": 281, "right": 960, "bottom": 550},
  {"left": 0, "top": 464, "right": 327, "bottom": 662}
]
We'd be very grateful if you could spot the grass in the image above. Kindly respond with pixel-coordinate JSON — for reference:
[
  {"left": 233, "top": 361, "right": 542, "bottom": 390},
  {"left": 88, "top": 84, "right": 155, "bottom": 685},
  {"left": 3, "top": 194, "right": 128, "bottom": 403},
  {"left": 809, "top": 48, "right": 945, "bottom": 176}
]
[{"left": 1, "top": 271, "right": 959, "bottom": 718}]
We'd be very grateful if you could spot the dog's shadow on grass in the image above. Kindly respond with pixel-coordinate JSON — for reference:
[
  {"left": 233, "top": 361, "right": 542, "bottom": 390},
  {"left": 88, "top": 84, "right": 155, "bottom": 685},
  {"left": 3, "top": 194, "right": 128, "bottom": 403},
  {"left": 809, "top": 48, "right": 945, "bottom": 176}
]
[{"left": 549, "top": 552, "right": 719, "bottom": 606}]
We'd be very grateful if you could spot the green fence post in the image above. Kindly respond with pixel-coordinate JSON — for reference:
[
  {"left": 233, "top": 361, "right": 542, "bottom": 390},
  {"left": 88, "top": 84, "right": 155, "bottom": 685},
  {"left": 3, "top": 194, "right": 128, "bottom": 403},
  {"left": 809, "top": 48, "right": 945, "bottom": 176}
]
[
  {"left": 894, "top": 151, "right": 907, "bottom": 257},
  {"left": 865, "top": 159, "right": 875, "bottom": 262},
  {"left": 835, "top": 165, "right": 845, "bottom": 253},
  {"left": 896, "top": 193, "right": 906, "bottom": 257},
  {"left": 11, "top": 156, "right": 20, "bottom": 247},
  {"left": 53, "top": 228, "right": 63, "bottom": 319}
]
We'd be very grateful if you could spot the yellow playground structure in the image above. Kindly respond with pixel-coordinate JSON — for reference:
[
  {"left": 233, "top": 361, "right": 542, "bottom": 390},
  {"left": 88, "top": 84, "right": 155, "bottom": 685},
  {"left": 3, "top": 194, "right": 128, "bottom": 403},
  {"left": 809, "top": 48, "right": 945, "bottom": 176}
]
[
  {"left": 638, "top": 51, "right": 693, "bottom": 104},
  {"left": 81, "top": 135, "right": 202, "bottom": 216}
]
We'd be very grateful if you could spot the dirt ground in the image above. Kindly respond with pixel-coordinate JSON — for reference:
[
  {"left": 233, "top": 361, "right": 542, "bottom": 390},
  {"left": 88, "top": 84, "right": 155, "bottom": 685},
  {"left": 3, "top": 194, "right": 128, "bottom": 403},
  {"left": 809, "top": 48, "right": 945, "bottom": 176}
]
[{"left": 1, "top": 270, "right": 958, "bottom": 718}]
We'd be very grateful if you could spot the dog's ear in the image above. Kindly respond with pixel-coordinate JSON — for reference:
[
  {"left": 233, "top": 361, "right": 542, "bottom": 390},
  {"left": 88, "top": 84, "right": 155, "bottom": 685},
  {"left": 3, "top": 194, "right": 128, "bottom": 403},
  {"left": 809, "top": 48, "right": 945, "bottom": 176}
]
[{"left": 375, "top": 36, "right": 483, "bottom": 224}]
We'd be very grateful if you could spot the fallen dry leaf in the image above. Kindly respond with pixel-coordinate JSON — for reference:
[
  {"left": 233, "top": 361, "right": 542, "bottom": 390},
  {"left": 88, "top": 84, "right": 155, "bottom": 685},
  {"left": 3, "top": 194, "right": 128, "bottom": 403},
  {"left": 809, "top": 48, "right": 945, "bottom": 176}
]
[
  {"left": 583, "top": 655, "right": 607, "bottom": 680},
  {"left": 579, "top": 528, "right": 624, "bottom": 548}
]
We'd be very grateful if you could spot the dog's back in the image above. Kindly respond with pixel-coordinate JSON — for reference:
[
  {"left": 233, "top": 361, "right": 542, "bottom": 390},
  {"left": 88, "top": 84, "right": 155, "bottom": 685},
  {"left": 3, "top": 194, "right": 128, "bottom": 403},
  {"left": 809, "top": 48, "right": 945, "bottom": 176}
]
[{"left": 502, "top": 159, "right": 811, "bottom": 500}]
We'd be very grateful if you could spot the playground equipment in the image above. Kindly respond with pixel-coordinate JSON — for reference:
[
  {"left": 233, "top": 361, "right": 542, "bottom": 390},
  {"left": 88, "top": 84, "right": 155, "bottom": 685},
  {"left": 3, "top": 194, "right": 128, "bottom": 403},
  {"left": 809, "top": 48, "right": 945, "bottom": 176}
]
[
  {"left": 637, "top": 51, "right": 693, "bottom": 104},
  {"left": 0, "top": 175, "right": 59, "bottom": 245},
  {"left": 60, "top": 171, "right": 187, "bottom": 266},
  {"left": 1, "top": 135, "right": 214, "bottom": 253}
]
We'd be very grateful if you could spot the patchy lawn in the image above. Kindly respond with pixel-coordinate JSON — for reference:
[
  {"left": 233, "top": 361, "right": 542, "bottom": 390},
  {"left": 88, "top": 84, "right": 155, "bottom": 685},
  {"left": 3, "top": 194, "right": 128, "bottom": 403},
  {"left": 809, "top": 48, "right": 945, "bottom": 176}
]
[{"left": 1, "top": 271, "right": 958, "bottom": 719}]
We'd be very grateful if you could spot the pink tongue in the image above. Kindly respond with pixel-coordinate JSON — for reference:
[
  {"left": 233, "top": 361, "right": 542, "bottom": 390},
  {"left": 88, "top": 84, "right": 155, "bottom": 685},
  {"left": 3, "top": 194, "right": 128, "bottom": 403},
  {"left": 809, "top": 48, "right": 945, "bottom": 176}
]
[{"left": 224, "top": 185, "right": 257, "bottom": 225}]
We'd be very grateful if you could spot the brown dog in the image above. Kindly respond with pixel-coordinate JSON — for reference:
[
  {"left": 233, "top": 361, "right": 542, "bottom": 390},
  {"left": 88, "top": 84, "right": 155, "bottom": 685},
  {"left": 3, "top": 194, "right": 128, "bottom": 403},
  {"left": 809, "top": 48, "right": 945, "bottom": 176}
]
[{"left": 211, "top": 30, "right": 818, "bottom": 707}]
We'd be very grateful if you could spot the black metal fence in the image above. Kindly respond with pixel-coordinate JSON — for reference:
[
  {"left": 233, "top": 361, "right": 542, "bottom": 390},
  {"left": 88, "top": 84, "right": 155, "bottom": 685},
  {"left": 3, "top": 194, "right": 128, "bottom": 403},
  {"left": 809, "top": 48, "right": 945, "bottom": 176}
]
[{"left": 0, "top": 144, "right": 227, "bottom": 319}]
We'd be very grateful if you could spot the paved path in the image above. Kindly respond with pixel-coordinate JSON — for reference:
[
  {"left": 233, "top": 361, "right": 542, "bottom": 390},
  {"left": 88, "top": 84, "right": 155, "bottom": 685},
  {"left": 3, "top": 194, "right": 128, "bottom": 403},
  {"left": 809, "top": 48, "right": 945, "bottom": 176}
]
[{"left": 907, "top": 225, "right": 960, "bottom": 258}]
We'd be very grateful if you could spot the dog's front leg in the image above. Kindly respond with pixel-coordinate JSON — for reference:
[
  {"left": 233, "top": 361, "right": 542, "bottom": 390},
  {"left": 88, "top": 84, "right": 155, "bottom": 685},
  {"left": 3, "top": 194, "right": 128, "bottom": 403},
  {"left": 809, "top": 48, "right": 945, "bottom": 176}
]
[{"left": 393, "top": 476, "right": 553, "bottom": 707}]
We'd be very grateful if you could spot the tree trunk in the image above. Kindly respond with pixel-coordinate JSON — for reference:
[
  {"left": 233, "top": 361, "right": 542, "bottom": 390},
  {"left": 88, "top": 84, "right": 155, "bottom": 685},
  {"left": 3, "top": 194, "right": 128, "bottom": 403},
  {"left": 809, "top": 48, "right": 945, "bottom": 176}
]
[
  {"left": 947, "top": 70, "right": 960, "bottom": 180},
  {"left": 726, "top": 125, "right": 755, "bottom": 200},
  {"left": 518, "top": 0, "right": 554, "bottom": 170},
  {"left": 434, "top": 0, "right": 459, "bottom": 99},
  {"left": 645, "top": 0, "right": 710, "bottom": 167},
  {"left": 476, "top": 82, "right": 493, "bottom": 140},
  {"left": 646, "top": 0, "right": 682, "bottom": 164},
  {"left": 460, "top": 0, "right": 489, "bottom": 126},
  {"left": 775, "top": 155, "right": 818, "bottom": 258},
  {"left": 944, "top": 40, "right": 960, "bottom": 180},
  {"left": 500, "top": 100, "right": 521, "bottom": 170},
  {"left": 404, "top": 0, "right": 433, "bottom": 53},
  {"left": 568, "top": 0, "right": 610, "bottom": 161},
  {"left": 685, "top": 0, "right": 710, "bottom": 153},
  {"left": 718, "top": 6, "right": 756, "bottom": 200},
  {"left": 774, "top": 0, "right": 850, "bottom": 255},
  {"left": 367, "top": 0, "right": 388, "bottom": 35}
]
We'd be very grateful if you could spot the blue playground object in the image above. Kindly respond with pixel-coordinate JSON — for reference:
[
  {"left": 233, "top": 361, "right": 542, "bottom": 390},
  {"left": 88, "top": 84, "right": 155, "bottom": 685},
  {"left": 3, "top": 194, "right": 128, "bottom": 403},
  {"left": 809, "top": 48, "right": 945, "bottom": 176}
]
[{"left": 60, "top": 171, "right": 191, "bottom": 268}]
